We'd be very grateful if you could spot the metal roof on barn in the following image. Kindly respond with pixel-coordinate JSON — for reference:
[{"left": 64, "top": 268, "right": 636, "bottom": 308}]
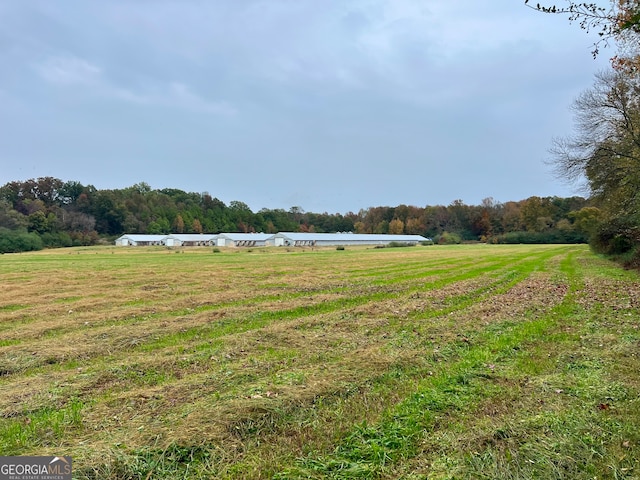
[
  {"left": 164, "top": 234, "right": 217, "bottom": 241},
  {"left": 116, "top": 234, "right": 167, "bottom": 242},
  {"left": 216, "top": 233, "right": 274, "bottom": 241},
  {"left": 273, "top": 232, "right": 428, "bottom": 242}
]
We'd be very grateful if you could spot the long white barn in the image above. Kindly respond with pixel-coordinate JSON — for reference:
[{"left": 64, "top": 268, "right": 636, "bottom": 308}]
[
  {"left": 215, "top": 233, "right": 274, "bottom": 247},
  {"left": 114, "top": 234, "right": 167, "bottom": 246},
  {"left": 115, "top": 232, "right": 430, "bottom": 247},
  {"left": 271, "top": 232, "right": 428, "bottom": 247},
  {"left": 164, "top": 234, "right": 217, "bottom": 247}
]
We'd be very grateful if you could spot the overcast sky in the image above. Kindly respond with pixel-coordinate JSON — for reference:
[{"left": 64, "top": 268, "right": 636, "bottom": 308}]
[{"left": 0, "top": 0, "right": 612, "bottom": 213}]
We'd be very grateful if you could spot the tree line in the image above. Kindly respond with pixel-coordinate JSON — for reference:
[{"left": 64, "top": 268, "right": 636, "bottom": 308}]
[{"left": 0, "top": 177, "right": 595, "bottom": 253}]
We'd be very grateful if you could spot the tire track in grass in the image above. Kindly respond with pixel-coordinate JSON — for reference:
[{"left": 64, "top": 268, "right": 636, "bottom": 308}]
[{"left": 274, "top": 251, "right": 581, "bottom": 479}]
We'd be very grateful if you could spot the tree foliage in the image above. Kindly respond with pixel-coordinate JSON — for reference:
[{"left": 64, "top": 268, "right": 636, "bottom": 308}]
[
  {"left": 526, "top": 0, "right": 640, "bottom": 67},
  {"left": 549, "top": 62, "right": 640, "bottom": 259}
]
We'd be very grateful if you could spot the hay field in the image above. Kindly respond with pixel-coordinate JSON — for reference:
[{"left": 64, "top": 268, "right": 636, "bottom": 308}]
[{"left": 1, "top": 244, "right": 639, "bottom": 479}]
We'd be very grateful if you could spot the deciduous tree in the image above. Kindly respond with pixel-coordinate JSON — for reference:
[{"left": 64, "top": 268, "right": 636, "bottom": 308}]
[
  {"left": 388, "top": 218, "right": 405, "bottom": 234},
  {"left": 550, "top": 68, "right": 640, "bottom": 253},
  {"left": 192, "top": 218, "right": 203, "bottom": 234},
  {"left": 173, "top": 214, "right": 185, "bottom": 234}
]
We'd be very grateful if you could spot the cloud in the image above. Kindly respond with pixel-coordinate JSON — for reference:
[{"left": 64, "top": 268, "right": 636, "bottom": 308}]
[
  {"left": 34, "top": 54, "right": 235, "bottom": 115},
  {"left": 114, "top": 81, "right": 237, "bottom": 115},
  {"left": 35, "top": 55, "right": 102, "bottom": 85},
  {"left": 0, "top": 0, "right": 615, "bottom": 213}
]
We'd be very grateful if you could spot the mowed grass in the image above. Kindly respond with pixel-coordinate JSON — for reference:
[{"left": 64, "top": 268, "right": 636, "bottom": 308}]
[{"left": 0, "top": 244, "right": 639, "bottom": 479}]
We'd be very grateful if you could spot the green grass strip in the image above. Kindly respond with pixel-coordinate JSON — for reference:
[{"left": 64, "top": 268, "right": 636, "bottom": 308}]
[{"left": 275, "top": 253, "right": 580, "bottom": 478}]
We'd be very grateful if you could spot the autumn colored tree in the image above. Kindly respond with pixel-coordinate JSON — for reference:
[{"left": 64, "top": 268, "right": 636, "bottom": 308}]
[
  {"left": 423, "top": 205, "right": 451, "bottom": 237},
  {"left": 192, "top": 218, "right": 203, "bottom": 234},
  {"left": 353, "top": 221, "right": 367, "bottom": 234},
  {"left": 173, "top": 214, "right": 185, "bottom": 233},
  {"left": 520, "top": 196, "right": 556, "bottom": 232},
  {"left": 388, "top": 218, "right": 405, "bottom": 234},
  {"left": 500, "top": 202, "right": 523, "bottom": 233},
  {"left": 405, "top": 217, "right": 426, "bottom": 235}
]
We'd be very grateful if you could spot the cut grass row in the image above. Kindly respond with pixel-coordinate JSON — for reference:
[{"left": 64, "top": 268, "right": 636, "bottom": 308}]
[
  {"left": 1, "top": 244, "right": 638, "bottom": 478},
  {"left": 273, "top": 253, "right": 584, "bottom": 478},
  {"left": 0, "top": 246, "right": 558, "bottom": 374}
]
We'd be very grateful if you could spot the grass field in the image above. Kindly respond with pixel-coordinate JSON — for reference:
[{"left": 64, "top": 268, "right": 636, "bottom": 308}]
[{"left": 1, "top": 244, "right": 639, "bottom": 479}]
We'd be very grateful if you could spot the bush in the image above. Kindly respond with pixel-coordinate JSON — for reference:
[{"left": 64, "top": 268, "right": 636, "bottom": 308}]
[
  {"left": 589, "top": 218, "right": 637, "bottom": 255},
  {"left": 70, "top": 230, "right": 100, "bottom": 246},
  {"left": 436, "top": 232, "right": 462, "bottom": 245},
  {"left": 0, "top": 228, "right": 44, "bottom": 253},
  {"left": 386, "top": 241, "right": 416, "bottom": 248},
  {"left": 336, "top": 245, "right": 345, "bottom": 250},
  {"left": 621, "top": 248, "right": 640, "bottom": 270},
  {"left": 492, "top": 230, "right": 587, "bottom": 245},
  {"left": 40, "top": 232, "right": 73, "bottom": 248}
]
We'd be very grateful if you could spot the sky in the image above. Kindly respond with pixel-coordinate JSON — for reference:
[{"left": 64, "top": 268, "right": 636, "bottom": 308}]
[{"left": 0, "top": 0, "right": 613, "bottom": 214}]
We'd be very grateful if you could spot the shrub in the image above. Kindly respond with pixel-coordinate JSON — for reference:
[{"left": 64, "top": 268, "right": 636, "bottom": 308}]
[
  {"left": 70, "top": 230, "right": 100, "bottom": 246},
  {"left": 589, "top": 218, "right": 637, "bottom": 254},
  {"left": 386, "top": 242, "right": 416, "bottom": 248},
  {"left": 0, "top": 228, "right": 44, "bottom": 253},
  {"left": 336, "top": 245, "right": 345, "bottom": 250},
  {"left": 492, "top": 230, "right": 588, "bottom": 245},
  {"left": 437, "top": 232, "right": 462, "bottom": 245},
  {"left": 40, "top": 232, "right": 73, "bottom": 248}
]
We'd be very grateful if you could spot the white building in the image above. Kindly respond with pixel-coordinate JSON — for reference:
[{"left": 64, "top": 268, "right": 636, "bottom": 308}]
[
  {"left": 271, "top": 232, "right": 429, "bottom": 247},
  {"left": 163, "top": 234, "right": 217, "bottom": 247},
  {"left": 215, "top": 233, "right": 274, "bottom": 247},
  {"left": 114, "top": 234, "right": 167, "bottom": 246}
]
